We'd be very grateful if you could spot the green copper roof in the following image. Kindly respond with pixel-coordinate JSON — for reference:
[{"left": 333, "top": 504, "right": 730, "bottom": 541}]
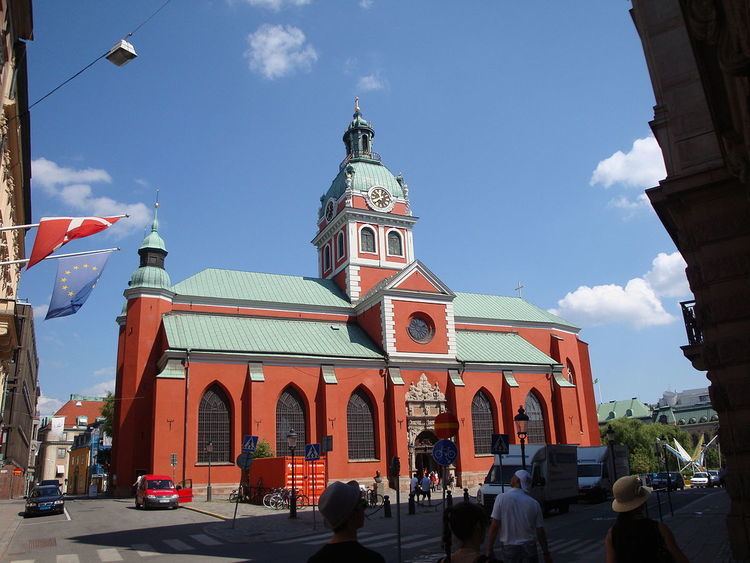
[
  {"left": 130, "top": 266, "right": 172, "bottom": 290},
  {"left": 172, "top": 269, "right": 351, "bottom": 308},
  {"left": 162, "top": 314, "right": 383, "bottom": 359},
  {"left": 597, "top": 399, "right": 652, "bottom": 423},
  {"left": 456, "top": 331, "right": 558, "bottom": 365},
  {"left": 139, "top": 206, "right": 166, "bottom": 252},
  {"left": 323, "top": 160, "right": 405, "bottom": 205},
  {"left": 453, "top": 293, "right": 578, "bottom": 329}
]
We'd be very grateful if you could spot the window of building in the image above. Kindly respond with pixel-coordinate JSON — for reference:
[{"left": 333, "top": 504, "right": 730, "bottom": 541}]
[
  {"left": 347, "top": 389, "right": 376, "bottom": 460},
  {"left": 525, "top": 392, "right": 547, "bottom": 444},
  {"left": 197, "top": 385, "right": 231, "bottom": 463},
  {"left": 362, "top": 135, "right": 369, "bottom": 153},
  {"left": 57, "top": 448, "right": 67, "bottom": 458},
  {"left": 276, "top": 387, "right": 307, "bottom": 457},
  {"left": 360, "top": 227, "right": 376, "bottom": 253},
  {"left": 337, "top": 232, "right": 345, "bottom": 259},
  {"left": 387, "top": 231, "right": 403, "bottom": 256},
  {"left": 471, "top": 391, "right": 494, "bottom": 455},
  {"left": 323, "top": 245, "right": 331, "bottom": 271}
]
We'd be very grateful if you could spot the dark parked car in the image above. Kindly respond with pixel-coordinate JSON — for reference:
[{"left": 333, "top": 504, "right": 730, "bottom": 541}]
[
  {"left": 651, "top": 471, "right": 685, "bottom": 491},
  {"left": 24, "top": 485, "right": 65, "bottom": 517}
]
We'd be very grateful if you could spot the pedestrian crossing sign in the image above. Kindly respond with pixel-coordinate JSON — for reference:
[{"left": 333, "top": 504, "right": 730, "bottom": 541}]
[
  {"left": 305, "top": 443, "right": 321, "bottom": 461},
  {"left": 491, "top": 433, "right": 509, "bottom": 455},
  {"left": 242, "top": 435, "right": 258, "bottom": 453}
]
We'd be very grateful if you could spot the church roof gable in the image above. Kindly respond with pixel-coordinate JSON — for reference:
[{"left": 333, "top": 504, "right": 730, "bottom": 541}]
[
  {"left": 456, "top": 330, "right": 558, "bottom": 365},
  {"left": 162, "top": 313, "right": 383, "bottom": 359},
  {"left": 453, "top": 292, "right": 578, "bottom": 330}
]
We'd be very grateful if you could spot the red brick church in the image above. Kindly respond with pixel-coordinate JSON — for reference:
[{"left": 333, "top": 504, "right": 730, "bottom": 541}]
[{"left": 111, "top": 102, "right": 600, "bottom": 496}]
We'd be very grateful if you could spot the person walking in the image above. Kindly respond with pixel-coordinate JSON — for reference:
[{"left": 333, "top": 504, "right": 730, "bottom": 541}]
[
  {"left": 604, "top": 475, "right": 688, "bottom": 563},
  {"left": 485, "top": 469, "right": 551, "bottom": 562},
  {"left": 438, "top": 501, "right": 490, "bottom": 563},
  {"left": 420, "top": 472, "right": 432, "bottom": 504},
  {"left": 410, "top": 471, "right": 420, "bottom": 502},
  {"left": 308, "top": 481, "right": 385, "bottom": 563}
]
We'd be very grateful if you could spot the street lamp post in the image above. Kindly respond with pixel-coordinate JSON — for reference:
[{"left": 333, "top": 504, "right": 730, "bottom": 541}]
[
  {"left": 206, "top": 441, "right": 213, "bottom": 502},
  {"left": 606, "top": 424, "right": 618, "bottom": 482},
  {"left": 660, "top": 435, "right": 674, "bottom": 516},
  {"left": 287, "top": 429, "right": 298, "bottom": 519},
  {"left": 514, "top": 406, "right": 530, "bottom": 470}
]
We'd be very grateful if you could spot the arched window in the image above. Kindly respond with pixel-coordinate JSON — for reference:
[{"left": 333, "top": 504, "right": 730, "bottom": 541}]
[
  {"left": 276, "top": 387, "right": 307, "bottom": 457},
  {"left": 337, "top": 232, "right": 345, "bottom": 259},
  {"left": 566, "top": 360, "right": 576, "bottom": 384},
  {"left": 361, "top": 227, "right": 376, "bottom": 253},
  {"left": 525, "top": 393, "right": 547, "bottom": 444},
  {"left": 387, "top": 231, "right": 403, "bottom": 256},
  {"left": 471, "top": 390, "right": 494, "bottom": 455},
  {"left": 347, "top": 389, "right": 376, "bottom": 460},
  {"left": 362, "top": 135, "right": 369, "bottom": 153},
  {"left": 323, "top": 245, "right": 331, "bottom": 271},
  {"left": 198, "top": 385, "right": 231, "bottom": 463}
]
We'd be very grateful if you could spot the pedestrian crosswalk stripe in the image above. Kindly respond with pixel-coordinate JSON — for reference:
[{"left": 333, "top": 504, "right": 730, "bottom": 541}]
[
  {"left": 401, "top": 537, "right": 440, "bottom": 549},
  {"left": 163, "top": 538, "right": 194, "bottom": 551},
  {"left": 10, "top": 560, "right": 34, "bottom": 563},
  {"left": 131, "top": 543, "right": 159, "bottom": 557},
  {"left": 57, "top": 555, "right": 80, "bottom": 563},
  {"left": 190, "top": 533, "right": 222, "bottom": 546},
  {"left": 368, "top": 534, "right": 425, "bottom": 547},
  {"left": 97, "top": 548, "right": 123, "bottom": 562},
  {"left": 278, "top": 531, "right": 372, "bottom": 545},
  {"left": 359, "top": 533, "right": 403, "bottom": 545},
  {"left": 550, "top": 539, "right": 579, "bottom": 552}
]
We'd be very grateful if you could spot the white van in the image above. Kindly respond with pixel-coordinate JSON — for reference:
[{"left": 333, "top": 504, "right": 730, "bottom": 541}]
[
  {"left": 477, "top": 444, "right": 578, "bottom": 514},
  {"left": 577, "top": 445, "right": 630, "bottom": 501}
]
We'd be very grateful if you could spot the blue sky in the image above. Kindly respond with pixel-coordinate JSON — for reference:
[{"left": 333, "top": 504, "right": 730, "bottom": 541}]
[{"left": 21, "top": 1, "right": 708, "bottom": 415}]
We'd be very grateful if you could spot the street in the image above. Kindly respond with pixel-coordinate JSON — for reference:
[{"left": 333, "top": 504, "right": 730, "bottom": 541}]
[{"left": 0, "top": 487, "right": 729, "bottom": 562}]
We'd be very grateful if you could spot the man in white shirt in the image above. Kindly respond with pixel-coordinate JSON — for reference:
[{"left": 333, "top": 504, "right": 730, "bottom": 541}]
[
  {"left": 420, "top": 473, "right": 432, "bottom": 504},
  {"left": 485, "top": 470, "right": 551, "bottom": 562},
  {"left": 409, "top": 472, "right": 419, "bottom": 498}
]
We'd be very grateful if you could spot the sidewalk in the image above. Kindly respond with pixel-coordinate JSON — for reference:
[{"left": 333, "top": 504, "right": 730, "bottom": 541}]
[{"left": 0, "top": 500, "right": 25, "bottom": 559}]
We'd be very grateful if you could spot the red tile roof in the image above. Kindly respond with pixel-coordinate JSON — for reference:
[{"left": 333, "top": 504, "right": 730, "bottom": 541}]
[{"left": 53, "top": 400, "right": 105, "bottom": 427}]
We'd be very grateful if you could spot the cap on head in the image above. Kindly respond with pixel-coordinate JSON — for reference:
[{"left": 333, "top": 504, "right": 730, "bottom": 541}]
[
  {"left": 611, "top": 475, "right": 651, "bottom": 513},
  {"left": 318, "top": 481, "right": 361, "bottom": 529},
  {"left": 514, "top": 469, "right": 532, "bottom": 492}
]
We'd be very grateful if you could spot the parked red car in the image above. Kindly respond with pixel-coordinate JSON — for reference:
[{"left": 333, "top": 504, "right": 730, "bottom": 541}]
[{"left": 134, "top": 475, "right": 179, "bottom": 510}]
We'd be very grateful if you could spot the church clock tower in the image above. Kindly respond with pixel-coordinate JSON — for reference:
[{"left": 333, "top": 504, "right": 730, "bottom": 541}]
[{"left": 312, "top": 99, "right": 418, "bottom": 301}]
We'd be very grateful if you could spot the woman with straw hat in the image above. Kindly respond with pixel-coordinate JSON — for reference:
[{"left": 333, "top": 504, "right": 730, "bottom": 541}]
[{"left": 605, "top": 475, "right": 688, "bottom": 563}]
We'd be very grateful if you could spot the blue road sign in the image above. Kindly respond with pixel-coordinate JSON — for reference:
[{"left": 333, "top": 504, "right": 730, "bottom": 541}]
[
  {"left": 491, "top": 433, "right": 510, "bottom": 455},
  {"left": 305, "top": 443, "right": 321, "bottom": 461},
  {"left": 242, "top": 435, "right": 259, "bottom": 453},
  {"left": 236, "top": 453, "right": 253, "bottom": 470},
  {"left": 432, "top": 439, "right": 458, "bottom": 466}
]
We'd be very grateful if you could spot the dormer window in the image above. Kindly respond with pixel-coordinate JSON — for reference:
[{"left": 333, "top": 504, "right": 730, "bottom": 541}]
[
  {"left": 387, "top": 231, "right": 403, "bottom": 256},
  {"left": 360, "top": 227, "right": 376, "bottom": 253}
]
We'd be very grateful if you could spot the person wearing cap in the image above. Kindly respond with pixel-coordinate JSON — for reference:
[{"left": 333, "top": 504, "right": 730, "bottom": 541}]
[
  {"left": 485, "top": 469, "right": 551, "bottom": 562},
  {"left": 308, "top": 481, "right": 385, "bottom": 563},
  {"left": 605, "top": 475, "right": 688, "bottom": 563}
]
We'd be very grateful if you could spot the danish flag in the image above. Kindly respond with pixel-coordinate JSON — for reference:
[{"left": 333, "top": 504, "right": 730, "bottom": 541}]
[{"left": 26, "top": 216, "right": 122, "bottom": 269}]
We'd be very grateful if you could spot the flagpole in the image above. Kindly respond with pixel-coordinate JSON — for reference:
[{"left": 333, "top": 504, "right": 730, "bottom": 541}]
[
  {"left": 0, "top": 214, "right": 129, "bottom": 233},
  {"left": 0, "top": 247, "right": 120, "bottom": 266}
]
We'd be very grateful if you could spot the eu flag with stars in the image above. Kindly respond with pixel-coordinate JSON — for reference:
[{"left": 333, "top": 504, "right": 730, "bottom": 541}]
[{"left": 45, "top": 252, "right": 111, "bottom": 320}]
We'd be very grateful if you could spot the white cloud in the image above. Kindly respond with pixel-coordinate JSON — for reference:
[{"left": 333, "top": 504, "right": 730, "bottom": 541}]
[
  {"left": 33, "top": 304, "right": 49, "bottom": 320},
  {"left": 245, "top": 24, "right": 318, "bottom": 80},
  {"left": 241, "top": 0, "right": 311, "bottom": 10},
  {"left": 357, "top": 73, "right": 386, "bottom": 92},
  {"left": 38, "top": 395, "right": 63, "bottom": 416},
  {"left": 83, "top": 379, "right": 115, "bottom": 397},
  {"left": 590, "top": 135, "right": 666, "bottom": 189},
  {"left": 551, "top": 251, "right": 691, "bottom": 329},
  {"left": 359, "top": 0, "right": 373, "bottom": 8},
  {"left": 93, "top": 366, "right": 115, "bottom": 378},
  {"left": 31, "top": 158, "right": 151, "bottom": 237}
]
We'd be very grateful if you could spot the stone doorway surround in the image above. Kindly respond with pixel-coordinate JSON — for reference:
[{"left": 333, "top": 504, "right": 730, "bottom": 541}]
[{"left": 405, "top": 373, "right": 446, "bottom": 475}]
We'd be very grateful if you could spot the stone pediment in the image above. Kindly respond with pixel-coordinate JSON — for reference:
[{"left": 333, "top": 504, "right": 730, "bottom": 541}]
[{"left": 406, "top": 373, "right": 445, "bottom": 402}]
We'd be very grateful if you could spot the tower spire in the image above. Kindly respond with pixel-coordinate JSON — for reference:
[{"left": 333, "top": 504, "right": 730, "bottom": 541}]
[{"left": 354, "top": 96, "right": 360, "bottom": 114}]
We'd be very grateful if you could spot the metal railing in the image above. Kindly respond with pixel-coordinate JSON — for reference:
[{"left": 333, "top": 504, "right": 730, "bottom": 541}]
[
  {"left": 339, "top": 150, "right": 382, "bottom": 169},
  {"left": 680, "top": 300, "right": 703, "bottom": 345}
]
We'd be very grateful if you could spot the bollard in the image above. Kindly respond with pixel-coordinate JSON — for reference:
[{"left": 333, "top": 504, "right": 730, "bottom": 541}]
[
  {"left": 446, "top": 489, "right": 453, "bottom": 508},
  {"left": 463, "top": 488, "right": 470, "bottom": 503},
  {"left": 383, "top": 494, "right": 392, "bottom": 518},
  {"left": 408, "top": 492, "right": 416, "bottom": 515}
]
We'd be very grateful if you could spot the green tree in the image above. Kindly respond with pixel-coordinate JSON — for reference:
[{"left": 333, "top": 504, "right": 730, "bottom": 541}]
[
  {"left": 251, "top": 439, "right": 274, "bottom": 459},
  {"left": 100, "top": 392, "right": 115, "bottom": 438}
]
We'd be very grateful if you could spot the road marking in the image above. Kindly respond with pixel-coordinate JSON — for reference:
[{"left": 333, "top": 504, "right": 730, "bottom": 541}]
[
  {"left": 63, "top": 508, "right": 71, "bottom": 521},
  {"left": 366, "top": 534, "right": 425, "bottom": 547},
  {"left": 401, "top": 537, "right": 440, "bottom": 549},
  {"left": 163, "top": 539, "right": 194, "bottom": 551},
  {"left": 190, "top": 534, "right": 222, "bottom": 546},
  {"left": 278, "top": 531, "right": 372, "bottom": 545},
  {"left": 550, "top": 539, "right": 579, "bottom": 551},
  {"left": 57, "top": 555, "right": 80, "bottom": 563},
  {"left": 97, "top": 548, "right": 123, "bottom": 562},
  {"left": 10, "top": 560, "right": 35, "bottom": 563},
  {"left": 357, "top": 533, "right": 401, "bottom": 545},
  {"left": 131, "top": 544, "right": 159, "bottom": 557}
]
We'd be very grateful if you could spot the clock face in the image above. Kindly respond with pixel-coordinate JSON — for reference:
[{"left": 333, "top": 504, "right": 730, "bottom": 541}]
[
  {"left": 367, "top": 186, "right": 393, "bottom": 211},
  {"left": 325, "top": 199, "right": 335, "bottom": 221},
  {"left": 407, "top": 315, "right": 433, "bottom": 344}
]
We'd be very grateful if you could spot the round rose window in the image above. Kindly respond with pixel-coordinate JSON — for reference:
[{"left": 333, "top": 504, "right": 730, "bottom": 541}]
[{"left": 407, "top": 314, "right": 434, "bottom": 344}]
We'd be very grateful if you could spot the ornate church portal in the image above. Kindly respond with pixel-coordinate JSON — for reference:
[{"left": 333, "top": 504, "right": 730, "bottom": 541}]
[{"left": 406, "top": 374, "right": 447, "bottom": 475}]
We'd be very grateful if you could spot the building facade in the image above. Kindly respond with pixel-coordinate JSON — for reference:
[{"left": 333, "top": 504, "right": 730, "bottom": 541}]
[
  {"left": 630, "top": 1, "right": 750, "bottom": 556},
  {"left": 652, "top": 388, "right": 719, "bottom": 446},
  {"left": 0, "top": 0, "right": 34, "bottom": 486},
  {"left": 35, "top": 397, "right": 104, "bottom": 493},
  {"left": 0, "top": 302, "right": 38, "bottom": 498},
  {"left": 111, "top": 104, "right": 600, "bottom": 497}
]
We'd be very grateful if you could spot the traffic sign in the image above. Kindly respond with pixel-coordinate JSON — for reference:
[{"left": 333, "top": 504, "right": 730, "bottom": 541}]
[
  {"left": 491, "top": 433, "right": 510, "bottom": 455},
  {"left": 432, "top": 439, "right": 458, "bottom": 466},
  {"left": 434, "top": 412, "right": 460, "bottom": 439},
  {"left": 305, "top": 443, "right": 321, "bottom": 461},
  {"left": 12, "top": 468, "right": 22, "bottom": 476},
  {"left": 242, "top": 435, "right": 259, "bottom": 453},
  {"left": 236, "top": 453, "right": 253, "bottom": 470}
]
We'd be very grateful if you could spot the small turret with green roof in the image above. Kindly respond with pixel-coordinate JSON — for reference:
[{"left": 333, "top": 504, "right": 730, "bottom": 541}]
[{"left": 128, "top": 201, "right": 171, "bottom": 290}]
